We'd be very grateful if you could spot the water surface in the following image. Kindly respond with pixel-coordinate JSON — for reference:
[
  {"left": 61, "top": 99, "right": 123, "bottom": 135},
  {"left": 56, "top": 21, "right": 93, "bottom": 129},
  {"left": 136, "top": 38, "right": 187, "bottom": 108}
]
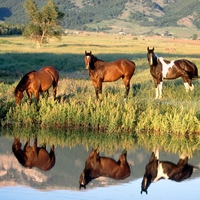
[{"left": 1, "top": 133, "right": 200, "bottom": 200}]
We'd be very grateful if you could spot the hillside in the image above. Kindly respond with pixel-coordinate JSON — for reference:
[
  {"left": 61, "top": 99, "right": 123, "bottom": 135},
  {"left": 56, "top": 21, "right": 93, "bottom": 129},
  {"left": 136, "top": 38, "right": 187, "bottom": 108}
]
[{"left": 0, "top": 0, "right": 200, "bottom": 36}]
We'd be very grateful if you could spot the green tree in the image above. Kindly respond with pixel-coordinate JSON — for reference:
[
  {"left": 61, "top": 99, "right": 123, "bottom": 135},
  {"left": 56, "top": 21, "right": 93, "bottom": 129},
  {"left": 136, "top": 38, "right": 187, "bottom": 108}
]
[
  {"left": 192, "top": 33, "right": 198, "bottom": 40},
  {"left": 23, "top": 0, "right": 64, "bottom": 45}
]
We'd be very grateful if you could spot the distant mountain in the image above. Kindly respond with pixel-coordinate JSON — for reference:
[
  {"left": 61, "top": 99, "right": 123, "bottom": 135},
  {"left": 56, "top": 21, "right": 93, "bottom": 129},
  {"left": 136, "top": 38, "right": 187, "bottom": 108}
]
[{"left": 0, "top": 0, "right": 200, "bottom": 34}]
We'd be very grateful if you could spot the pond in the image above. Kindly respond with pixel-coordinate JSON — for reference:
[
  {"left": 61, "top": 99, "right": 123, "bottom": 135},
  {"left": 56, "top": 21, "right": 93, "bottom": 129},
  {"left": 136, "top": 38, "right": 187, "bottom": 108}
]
[{"left": 0, "top": 128, "right": 200, "bottom": 200}]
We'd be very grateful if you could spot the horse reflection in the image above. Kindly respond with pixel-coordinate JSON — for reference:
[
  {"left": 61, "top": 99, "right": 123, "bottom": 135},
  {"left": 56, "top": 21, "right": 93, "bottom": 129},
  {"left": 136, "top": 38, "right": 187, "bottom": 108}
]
[
  {"left": 79, "top": 149, "right": 130, "bottom": 189},
  {"left": 12, "top": 137, "right": 55, "bottom": 171},
  {"left": 141, "top": 149, "right": 196, "bottom": 194}
]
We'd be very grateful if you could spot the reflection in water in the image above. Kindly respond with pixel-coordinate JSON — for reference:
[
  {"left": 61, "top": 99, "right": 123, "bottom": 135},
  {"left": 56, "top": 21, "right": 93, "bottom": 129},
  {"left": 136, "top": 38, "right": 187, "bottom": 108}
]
[
  {"left": 79, "top": 149, "right": 131, "bottom": 189},
  {"left": 141, "top": 149, "right": 198, "bottom": 194},
  {"left": 12, "top": 137, "right": 55, "bottom": 171},
  {"left": 1, "top": 127, "right": 200, "bottom": 199}
]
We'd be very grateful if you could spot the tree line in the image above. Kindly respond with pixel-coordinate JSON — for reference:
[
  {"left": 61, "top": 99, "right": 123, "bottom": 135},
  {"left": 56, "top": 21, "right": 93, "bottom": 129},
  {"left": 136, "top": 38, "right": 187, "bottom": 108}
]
[{"left": 0, "top": 23, "right": 23, "bottom": 35}]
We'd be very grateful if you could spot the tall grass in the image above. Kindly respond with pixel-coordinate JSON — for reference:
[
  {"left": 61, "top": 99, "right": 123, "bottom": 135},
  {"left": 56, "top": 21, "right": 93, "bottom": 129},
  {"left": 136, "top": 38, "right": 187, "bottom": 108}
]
[{"left": 4, "top": 79, "right": 200, "bottom": 135}]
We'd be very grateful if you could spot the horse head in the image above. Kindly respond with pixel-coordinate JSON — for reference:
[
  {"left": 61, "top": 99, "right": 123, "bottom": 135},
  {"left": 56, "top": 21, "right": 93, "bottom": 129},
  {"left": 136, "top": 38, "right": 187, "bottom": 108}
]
[
  {"left": 14, "top": 90, "right": 24, "bottom": 105},
  {"left": 79, "top": 169, "right": 92, "bottom": 189},
  {"left": 79, "top": 148, "right": 100, "bottom": 189},
  {"left": 147, "top": 47, "right": 158, "bottom": 66},
  {"left": 84, "top": 51, "right": 92, "bottom": 69},
  {"left": 141, "top": 150, "right": 159, "bottom": 195},
  {"left": 12, "top": 138, "right": 27, "bottom": 166},
  {"left": 141, "top": 175, "right": 152, "bottom": 195}
]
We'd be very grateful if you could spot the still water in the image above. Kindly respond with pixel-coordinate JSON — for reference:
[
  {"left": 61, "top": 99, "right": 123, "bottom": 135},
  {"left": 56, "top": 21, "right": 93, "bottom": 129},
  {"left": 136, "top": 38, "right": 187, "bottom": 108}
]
[{"left": 1, "top": 131, "right": 200, "bottom": 200}]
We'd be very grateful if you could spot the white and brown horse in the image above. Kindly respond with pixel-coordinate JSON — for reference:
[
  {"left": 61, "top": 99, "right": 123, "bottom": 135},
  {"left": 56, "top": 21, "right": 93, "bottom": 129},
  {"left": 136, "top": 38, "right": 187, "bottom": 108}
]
[
  {"left": 141, "top": 149, "right": 197, "bottom": 194},
  {"left": 147, "top": 47, "right": 198, "bottom": 99}
]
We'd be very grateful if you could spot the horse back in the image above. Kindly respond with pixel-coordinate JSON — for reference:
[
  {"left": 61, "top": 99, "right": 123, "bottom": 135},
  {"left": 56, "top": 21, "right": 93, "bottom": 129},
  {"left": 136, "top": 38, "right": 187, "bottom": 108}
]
[
  {"left": 99, "top": 157, "right": 130, "bottom": 179},
  {"left": 33, "top": 66, "right": 59, "bottom": 91},
  {"left": 39, "top": 66, "right": 59, "bottom": 83},
  {"left": 35, "top": 147, "right": 55, "bottom": 170},
  {"left": 96, "top": 59, "right": 135, "bottom": 82},
  {"left": 110, "top": 59, "right": 135, "bottom": 73},
  {"left": 174, "top": 59, "right": 198, "bottom": 77}
]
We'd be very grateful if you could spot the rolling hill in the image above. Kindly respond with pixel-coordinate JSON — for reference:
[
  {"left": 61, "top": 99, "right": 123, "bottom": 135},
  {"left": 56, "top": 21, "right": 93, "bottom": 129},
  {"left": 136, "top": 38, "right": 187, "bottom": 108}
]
[{"left": 0, "top": 0, "right": 200, "bottom": 36}]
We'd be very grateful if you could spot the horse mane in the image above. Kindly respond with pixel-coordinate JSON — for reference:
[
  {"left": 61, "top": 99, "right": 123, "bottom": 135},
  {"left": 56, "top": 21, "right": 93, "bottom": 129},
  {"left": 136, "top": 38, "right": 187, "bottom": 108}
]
[
  {"left": 90, "top": 55, "right": 104, "bottom": 69},
  {"left": 14, "top": 71, "right": 36, "bottom": 94}
]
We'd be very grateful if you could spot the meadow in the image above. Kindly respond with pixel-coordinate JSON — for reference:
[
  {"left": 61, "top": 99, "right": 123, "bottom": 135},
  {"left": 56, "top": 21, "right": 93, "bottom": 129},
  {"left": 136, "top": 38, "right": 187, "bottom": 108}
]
[{"left": 1, "top": 33, "right": 200, "bottom": 155}]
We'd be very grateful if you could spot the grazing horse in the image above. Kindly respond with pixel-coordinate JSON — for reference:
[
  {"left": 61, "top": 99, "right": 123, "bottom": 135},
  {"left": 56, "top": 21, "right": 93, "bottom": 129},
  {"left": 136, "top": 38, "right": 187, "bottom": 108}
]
[
  {"left": 147, "top": 47, "right": 198, "bottom": 99},
  {"left": 84, "top": 51, "right": 135, "bottom": 100},
  {"left": 12, "top": 137, "right": 55, "bottom": 171},
  {"left": 141, "top": 149, "right": 196, "bottom": 194},
  {"left": 79, "top": 149, "right": 131, "bottom": 189},
  {"left": 14, "top": 66, "right": 59, "bottom": 105}
]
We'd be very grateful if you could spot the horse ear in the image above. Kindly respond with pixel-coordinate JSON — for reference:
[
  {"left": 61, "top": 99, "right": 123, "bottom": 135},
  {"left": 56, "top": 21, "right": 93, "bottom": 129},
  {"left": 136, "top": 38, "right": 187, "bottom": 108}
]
[
  {"left": 90, "top": 51, "right": 92, "bottom": 55},
  {"left": 85, "top": 51, "right": 87, "bottom": 55},
  {"left": 147, "top": 47, "right": 149, "bottom": 51},
  {"left": 152, "top": 47, "right": 154, "bottom": 51}
]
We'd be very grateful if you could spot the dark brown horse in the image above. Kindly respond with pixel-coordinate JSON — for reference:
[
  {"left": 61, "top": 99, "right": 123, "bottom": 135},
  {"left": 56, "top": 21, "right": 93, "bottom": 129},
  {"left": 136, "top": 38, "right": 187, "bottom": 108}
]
[
  {"left": 147, "top": 47, "right": 198, "bottom": 99},
  {"left": 84, "top": 51, "right": 135, "bottom": 100},
  {"left": 79, "top": 149, "right": 131, "bottom": 189},
  {"left": 12, "top": 137, "right": 55, "bottom": 171},
  {"left": 141, "top": 149, "right": 197, "bottom": 194},
  {"left": 14, "top": 66, "right": 59, "bottom": 104}
]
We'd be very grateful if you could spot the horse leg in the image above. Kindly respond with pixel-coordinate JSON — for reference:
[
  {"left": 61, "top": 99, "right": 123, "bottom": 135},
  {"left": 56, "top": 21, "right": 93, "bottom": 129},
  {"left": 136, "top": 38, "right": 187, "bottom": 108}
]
[
  {"left": 157, "top": 82, "right": 163, "bottom": 99},
  {"left": 122, "top": 77, "right": 130, "bottom": 100},
  {"left": 53, "top": 82, "right": 57, "bottom": 100},
  {"left": 50, "top": 145, "right": 55, "bottom": 158},
  {"left": 26, "top": 90, "right": 32, "bottom": 104},
  {"left": 34, "top": 91, "right": 40, "bottom": 103},
  {"left": 24, "top": 139, "right": 30, "bottom": 150},
  {"left": 182, "top": 77, "right": 194, "bottom": 92},
  {"left": 153, "top": 78, "right": 159, "bottom": 99},
  {"left": 153, "top": 77, "right": 162, "bottom": 99},
  {"left": 93, "top": 80, "right": 102, "bottom": 100},
  {"left": 34, "top": 138, "right": 37, "bottom": 146},
  {"left": 97, "top": 80, "right": 103, "bottom": 100}
]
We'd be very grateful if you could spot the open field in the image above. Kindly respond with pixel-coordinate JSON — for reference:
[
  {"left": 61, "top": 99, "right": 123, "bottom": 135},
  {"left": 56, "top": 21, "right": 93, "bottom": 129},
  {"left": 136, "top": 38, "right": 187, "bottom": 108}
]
[{"left": 1, "top": 33, "right": 200, "bottom": 139}]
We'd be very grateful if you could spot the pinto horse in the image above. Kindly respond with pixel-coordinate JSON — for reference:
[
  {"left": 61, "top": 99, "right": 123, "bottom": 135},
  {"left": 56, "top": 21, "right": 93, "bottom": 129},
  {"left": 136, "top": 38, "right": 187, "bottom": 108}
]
[
  {"left": 12, "top": 137, "right": 55, "bottom": 171},
  {"left": 147, "top": 47, "right": 198, "bottom": 99},
  {"left": 84, "top": 51, "right": 135, "bottom": 100},
  {"left": 141, "top": 149, "right": 196, "bottom": 194},
  {"left": 14, "top": 66, "right": 59, "bottom": 105},
  {"left": 79, "top": 149, "right": 131, "bottom": 189}
]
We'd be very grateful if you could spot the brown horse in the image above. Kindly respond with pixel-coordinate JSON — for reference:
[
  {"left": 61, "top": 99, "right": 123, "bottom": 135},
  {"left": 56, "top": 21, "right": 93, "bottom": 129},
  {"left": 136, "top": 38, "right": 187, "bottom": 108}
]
[
  {"left": 12, "top": 137, "right": 55, "bottom": 171},
  {"left": 147, "top": 47, "right": 198, "bottom": 99},
  {"left": 84, "top": 51, "right": 135, "bottom": 100},
  {"left": 141, "top": 149, "right": 197, "bottom": 194},
  {"left": 79, "top": 149, "right": 131, "bottom": 189},
  {"left": 14, "top": 66, "right": 59, "bottom": 104}
]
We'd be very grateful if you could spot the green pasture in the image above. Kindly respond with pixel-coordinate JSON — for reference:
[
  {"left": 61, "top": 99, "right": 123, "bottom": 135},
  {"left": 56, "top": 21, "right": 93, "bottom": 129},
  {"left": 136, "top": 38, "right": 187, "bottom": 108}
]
[{"left": 1, "top": 34, "right": 200, "bottom": 155}]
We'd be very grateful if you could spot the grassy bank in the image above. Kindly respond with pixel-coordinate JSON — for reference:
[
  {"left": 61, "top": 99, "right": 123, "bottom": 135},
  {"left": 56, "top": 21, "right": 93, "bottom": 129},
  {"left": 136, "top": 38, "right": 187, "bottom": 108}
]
[{"left": 1, "top": 34, "right": 200, "bottom": 137}]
